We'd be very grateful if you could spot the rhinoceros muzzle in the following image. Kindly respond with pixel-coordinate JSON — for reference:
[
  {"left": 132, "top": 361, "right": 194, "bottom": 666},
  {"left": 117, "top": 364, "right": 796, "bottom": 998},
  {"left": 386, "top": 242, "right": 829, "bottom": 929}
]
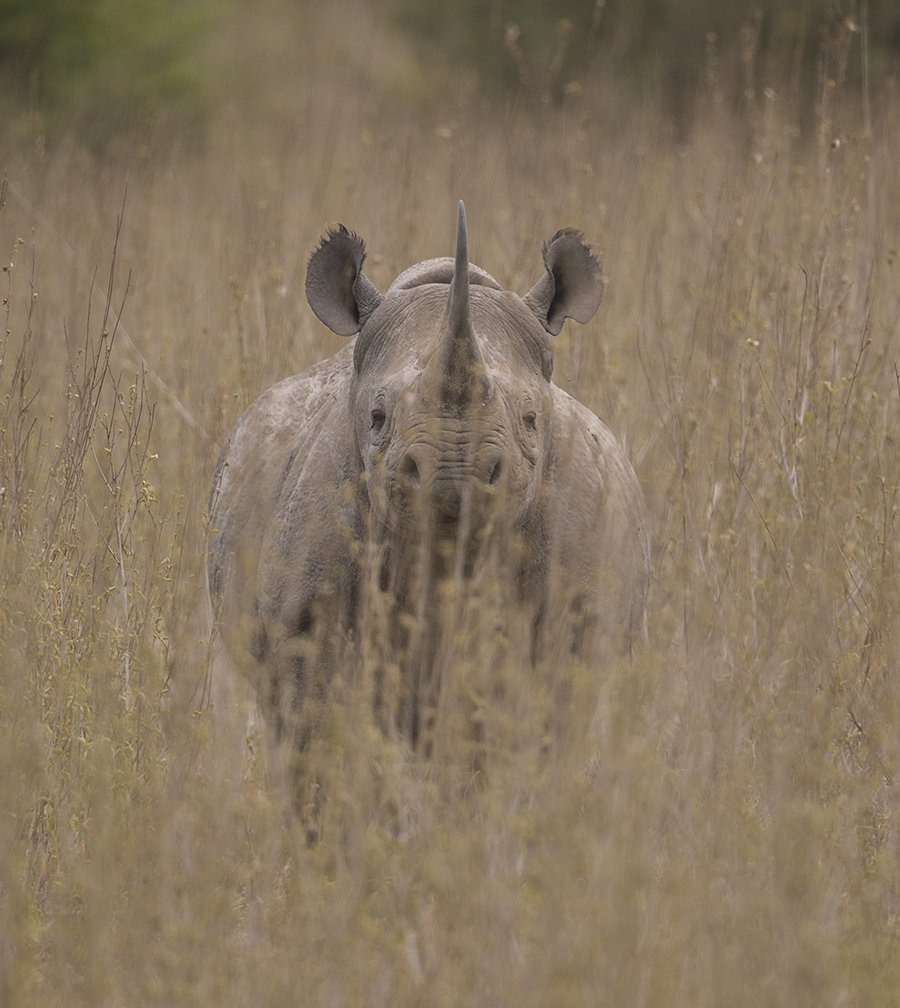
[{"left": 396, "top": 441, "right": 504, "bottom": 524}]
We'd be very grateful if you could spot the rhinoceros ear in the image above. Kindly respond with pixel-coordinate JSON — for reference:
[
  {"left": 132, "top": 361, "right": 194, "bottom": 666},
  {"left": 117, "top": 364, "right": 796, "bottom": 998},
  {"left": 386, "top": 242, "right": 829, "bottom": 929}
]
[
  {"left": 523, "top": 229, "right": 603, "bottom": 337},
  {"left": 305, "top": 225, "right": 384, "bottom": 336}
]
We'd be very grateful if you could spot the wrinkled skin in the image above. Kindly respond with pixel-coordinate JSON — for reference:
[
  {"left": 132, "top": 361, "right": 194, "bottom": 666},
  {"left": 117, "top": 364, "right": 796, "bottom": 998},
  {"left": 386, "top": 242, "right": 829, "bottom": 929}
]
[{"left": 208, "top": 204, "right": 649, "bottom": 753}]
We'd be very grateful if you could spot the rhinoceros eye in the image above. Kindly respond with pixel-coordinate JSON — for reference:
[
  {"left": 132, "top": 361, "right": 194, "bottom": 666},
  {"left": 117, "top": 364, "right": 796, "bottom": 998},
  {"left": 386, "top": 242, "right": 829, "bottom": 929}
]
[
  {"left": 523, "top": 411, "right": 537, "bottom": 432},
  {"left": 370, "top": 408, "right": 386, "bottom": 432}
]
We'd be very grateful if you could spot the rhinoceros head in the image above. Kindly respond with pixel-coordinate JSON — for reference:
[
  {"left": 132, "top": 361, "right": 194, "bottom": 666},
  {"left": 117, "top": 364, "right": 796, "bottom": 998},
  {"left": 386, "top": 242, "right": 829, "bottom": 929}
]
[{"left": 305, "top": 202, "right": 603, "bottom": 542}]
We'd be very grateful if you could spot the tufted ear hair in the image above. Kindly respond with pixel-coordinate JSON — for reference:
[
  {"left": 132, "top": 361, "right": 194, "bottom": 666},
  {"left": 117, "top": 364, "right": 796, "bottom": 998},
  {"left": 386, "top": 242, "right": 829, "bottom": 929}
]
[
  {"left": 523, "top": 229, "right": 604, "bottom": 337},
  {"left": 305, "top": 225, "right": 384, "bottom": 336}
]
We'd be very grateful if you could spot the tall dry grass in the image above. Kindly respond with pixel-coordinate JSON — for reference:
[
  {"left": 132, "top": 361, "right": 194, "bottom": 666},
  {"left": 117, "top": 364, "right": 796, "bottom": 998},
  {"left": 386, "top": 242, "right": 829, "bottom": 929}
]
[{"left": 1, "top": 8, "right": 898, "bottom": 1004}]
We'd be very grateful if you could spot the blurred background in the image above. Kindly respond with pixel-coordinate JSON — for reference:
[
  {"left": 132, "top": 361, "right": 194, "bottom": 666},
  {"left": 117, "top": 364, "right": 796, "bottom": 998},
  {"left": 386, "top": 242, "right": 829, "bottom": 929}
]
[{"left": 1, "top": 0, "right": 898, "bottom": 150}]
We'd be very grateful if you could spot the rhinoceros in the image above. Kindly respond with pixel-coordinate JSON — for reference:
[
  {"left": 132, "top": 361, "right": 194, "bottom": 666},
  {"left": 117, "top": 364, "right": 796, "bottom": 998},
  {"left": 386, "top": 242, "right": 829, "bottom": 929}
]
[{"left": 208, "top": 202, "right": 649, "bottom": 756}]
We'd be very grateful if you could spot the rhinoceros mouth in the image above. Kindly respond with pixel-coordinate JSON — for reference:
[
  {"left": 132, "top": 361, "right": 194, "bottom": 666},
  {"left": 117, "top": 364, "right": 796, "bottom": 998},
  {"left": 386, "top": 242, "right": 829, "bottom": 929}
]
[
  {"left": 430, "top": 483, "right": 465, "bottom": 521},
  {"left": 388, "top": 474, "right": 496, "bottom": 534}
]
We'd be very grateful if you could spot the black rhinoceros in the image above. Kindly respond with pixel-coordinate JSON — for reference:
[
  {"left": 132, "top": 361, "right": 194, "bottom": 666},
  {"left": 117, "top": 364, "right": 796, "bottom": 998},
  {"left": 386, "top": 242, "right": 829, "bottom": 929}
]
[{"left": 208, "top": 202, "right": 649, "bottom": 754}]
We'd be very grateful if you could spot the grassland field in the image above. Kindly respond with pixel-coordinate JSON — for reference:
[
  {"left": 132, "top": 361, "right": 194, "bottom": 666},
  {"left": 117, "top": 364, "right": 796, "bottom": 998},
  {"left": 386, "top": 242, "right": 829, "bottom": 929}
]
[{"left": 1, "top": 6, "right": 898, "bottom": 1005}]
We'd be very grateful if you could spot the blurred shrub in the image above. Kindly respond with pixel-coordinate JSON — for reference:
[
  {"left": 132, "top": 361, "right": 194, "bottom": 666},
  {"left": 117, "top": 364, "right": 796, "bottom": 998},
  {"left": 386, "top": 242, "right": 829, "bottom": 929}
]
[
  {"left": 390, "top": 0, "right": 900, "bottom": 109},
  {"left": 0, "top": 0, "right": 220, "bottom": 143}
]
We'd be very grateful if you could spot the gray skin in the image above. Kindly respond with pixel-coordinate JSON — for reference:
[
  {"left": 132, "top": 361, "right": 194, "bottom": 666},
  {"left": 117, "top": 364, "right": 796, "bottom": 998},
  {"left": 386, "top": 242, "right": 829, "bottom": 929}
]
[{"left": 208, "top": 202, "right": 649, "bottom": 752}]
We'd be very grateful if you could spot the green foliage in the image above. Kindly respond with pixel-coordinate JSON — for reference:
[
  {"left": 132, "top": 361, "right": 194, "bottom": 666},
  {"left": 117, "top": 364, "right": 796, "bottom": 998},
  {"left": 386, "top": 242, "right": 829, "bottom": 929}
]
[{"left": 0, "top": 0, "right": 219, "bottom": 141}]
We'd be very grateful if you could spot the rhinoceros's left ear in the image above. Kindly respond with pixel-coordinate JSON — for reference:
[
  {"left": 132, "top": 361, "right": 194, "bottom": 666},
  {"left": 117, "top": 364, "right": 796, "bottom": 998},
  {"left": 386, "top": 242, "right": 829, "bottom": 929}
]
[
  {"left": 523, "top": 229, "right": 603, "bottom": 337},
  {"left": 306, "top": 225, "right": 384, "bottom": 336}
]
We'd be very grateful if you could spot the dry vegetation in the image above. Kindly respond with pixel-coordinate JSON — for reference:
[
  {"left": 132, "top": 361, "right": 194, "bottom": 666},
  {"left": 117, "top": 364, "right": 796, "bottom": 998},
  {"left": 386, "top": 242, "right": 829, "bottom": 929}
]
[{"left": 1, "top": 5, "right": 898, "bottom": 1004}]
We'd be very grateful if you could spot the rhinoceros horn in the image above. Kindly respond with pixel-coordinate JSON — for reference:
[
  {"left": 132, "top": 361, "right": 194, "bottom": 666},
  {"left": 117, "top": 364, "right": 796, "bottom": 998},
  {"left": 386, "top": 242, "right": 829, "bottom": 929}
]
[{"left": 426, "top": 201, "right": 490, "bottom": 410}]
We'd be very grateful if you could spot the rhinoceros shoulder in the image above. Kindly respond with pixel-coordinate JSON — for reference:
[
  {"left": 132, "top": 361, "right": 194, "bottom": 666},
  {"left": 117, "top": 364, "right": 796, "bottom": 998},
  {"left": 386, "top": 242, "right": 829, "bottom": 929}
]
[
  {"left": 208, "top": 344, "right": 356, "bottom": 605},
  {"left": 549, "top": 386, "right": 633, "bottom": 480},
  {"left": 546, "top": 384, "right": 650, "bottom": 621},
  {"left": 215, "top": 345, "right": 354, "bottom": 497}
]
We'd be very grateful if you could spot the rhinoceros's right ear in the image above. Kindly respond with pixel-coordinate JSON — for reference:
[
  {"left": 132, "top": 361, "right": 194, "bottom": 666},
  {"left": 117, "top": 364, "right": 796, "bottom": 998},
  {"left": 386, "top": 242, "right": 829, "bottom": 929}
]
[
  {"left": 523, "top": 229, "right": 603, "bottom": 337},
  {"left": 305, "top": 225, "right": 384, "bottom": 336}
]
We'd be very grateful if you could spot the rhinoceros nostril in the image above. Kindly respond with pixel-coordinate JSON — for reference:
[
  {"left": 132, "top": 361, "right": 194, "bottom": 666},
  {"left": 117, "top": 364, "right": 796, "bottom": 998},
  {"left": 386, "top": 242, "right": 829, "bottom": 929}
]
[
  {"left": 401, "top": 454, "right": 421, "bottom": 488},
  {"left": 488, "top": 459, "right": 502, "bottom": 486}
]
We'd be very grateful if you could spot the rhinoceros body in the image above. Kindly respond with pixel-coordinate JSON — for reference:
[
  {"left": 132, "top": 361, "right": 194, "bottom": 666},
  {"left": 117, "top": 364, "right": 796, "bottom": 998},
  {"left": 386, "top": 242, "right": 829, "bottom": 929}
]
[{"left": 208, "top": 203, "right": 649, "bottom": 752}]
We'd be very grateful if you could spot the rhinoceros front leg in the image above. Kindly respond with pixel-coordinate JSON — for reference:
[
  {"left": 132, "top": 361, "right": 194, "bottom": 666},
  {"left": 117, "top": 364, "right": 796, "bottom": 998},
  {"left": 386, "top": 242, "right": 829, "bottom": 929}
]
[
  {"left": 254, "top": 497, "right": 361, "bottom": 831},
  {"left": 264, "top": 608, "right": 325, "bottom": 751},
  {"left": 257, "top": 577, "right": 358, "bottom": 840}
]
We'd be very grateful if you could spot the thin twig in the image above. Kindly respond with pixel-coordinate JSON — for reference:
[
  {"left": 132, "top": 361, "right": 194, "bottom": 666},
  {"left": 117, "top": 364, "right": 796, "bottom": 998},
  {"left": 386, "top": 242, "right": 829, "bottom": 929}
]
[
  {"left": 5, "top": 180, "right": 214, "bottom": 446},
  {"left": 729, "top": 457, "right": 793, "bottom": 585}
]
